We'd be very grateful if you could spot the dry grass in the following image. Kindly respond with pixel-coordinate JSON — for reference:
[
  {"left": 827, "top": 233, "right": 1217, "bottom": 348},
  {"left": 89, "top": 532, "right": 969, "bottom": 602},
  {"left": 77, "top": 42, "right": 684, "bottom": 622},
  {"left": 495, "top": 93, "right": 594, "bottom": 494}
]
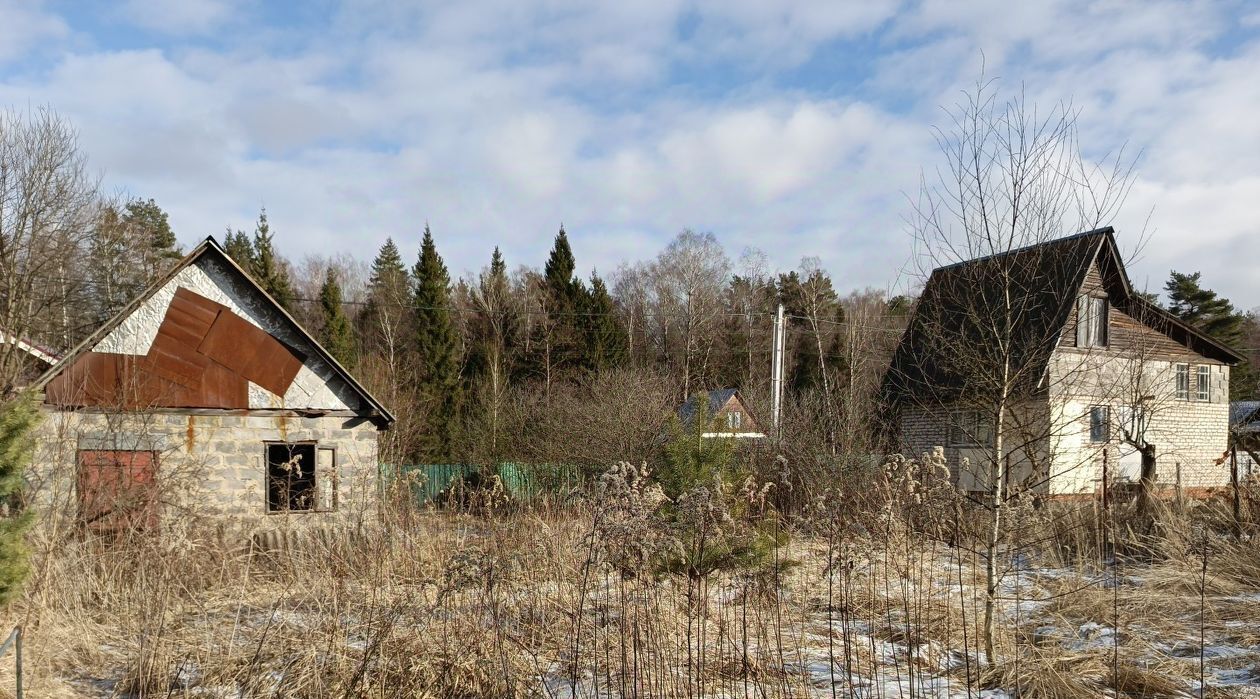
[{"left": 0, "top": 475, "right": 1257, "bottom": 697}]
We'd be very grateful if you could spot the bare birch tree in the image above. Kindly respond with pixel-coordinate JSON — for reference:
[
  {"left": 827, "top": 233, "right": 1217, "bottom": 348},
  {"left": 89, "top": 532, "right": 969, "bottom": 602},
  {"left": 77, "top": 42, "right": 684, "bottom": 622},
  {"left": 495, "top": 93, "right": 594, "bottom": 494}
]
[{"left": 906, "top": 79, "right": 1136, "bottom": 661}]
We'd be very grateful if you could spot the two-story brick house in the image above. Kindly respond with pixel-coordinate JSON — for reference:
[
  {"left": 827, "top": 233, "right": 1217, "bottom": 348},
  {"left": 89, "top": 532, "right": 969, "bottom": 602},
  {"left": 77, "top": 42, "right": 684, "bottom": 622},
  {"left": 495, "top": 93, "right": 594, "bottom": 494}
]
[{"left": 883, "top": 227, "right": 1242, "bottom": 496}]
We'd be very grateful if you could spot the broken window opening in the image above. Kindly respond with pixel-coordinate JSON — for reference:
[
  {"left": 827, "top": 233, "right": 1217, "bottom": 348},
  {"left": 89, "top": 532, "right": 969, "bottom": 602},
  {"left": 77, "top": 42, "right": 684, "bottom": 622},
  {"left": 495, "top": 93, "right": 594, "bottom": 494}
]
[{"left": 266, "top": 442, "right": 317, "bottom": 512}]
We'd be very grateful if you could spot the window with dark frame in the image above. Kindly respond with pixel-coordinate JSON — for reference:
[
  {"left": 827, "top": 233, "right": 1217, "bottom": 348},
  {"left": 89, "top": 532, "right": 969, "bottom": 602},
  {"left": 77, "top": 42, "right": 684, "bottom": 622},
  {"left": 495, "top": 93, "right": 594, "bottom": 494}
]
[
  {"left": 949, "top": 410, "right": 994, "bottom": 447},
  {"left": 266, "top": 442, "right": 318, "bottom": 512},
  {"left": 1089, "top": 406, "right": 1110, "bottom": 443}
]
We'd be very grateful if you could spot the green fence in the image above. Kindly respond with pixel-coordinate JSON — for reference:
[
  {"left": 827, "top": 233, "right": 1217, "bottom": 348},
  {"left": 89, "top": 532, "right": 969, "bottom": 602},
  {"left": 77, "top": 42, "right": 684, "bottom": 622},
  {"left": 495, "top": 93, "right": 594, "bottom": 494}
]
[{"left": 383, "top": 463, "right": 586, "bottom": 505}]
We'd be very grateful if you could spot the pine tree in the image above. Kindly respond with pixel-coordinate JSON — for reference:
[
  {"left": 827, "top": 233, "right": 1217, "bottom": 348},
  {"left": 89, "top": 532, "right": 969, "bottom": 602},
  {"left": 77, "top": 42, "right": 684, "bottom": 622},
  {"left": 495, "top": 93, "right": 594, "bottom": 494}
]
[
  {"left": 412, "top": 225, "right": 461, "bottom": 461},
  {"left": 250, "top": 209, "right": 296, "bottom": 311},
  {"left": 582, "top": 270, "right": 627, "bottom": 372},
  {"left": 319, "top": 267, "right": 356, "bottom": 367},
  {"left": 1165, "top": 271, "right": 1245, "bottom": 345},
  {"left": 0, "top": 394, "right": 39, "bottom": 603},
  {"left": 124, "top": 197, "right": 180, "bottom": 275}
]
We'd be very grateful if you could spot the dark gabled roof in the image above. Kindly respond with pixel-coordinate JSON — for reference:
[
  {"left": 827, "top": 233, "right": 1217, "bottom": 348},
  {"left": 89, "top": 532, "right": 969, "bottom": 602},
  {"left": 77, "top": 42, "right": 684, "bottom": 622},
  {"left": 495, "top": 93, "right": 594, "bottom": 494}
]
[
  {"left": 678, "top": 389, "right": 740, "bottom": 424},
  {"left": 31, "top": 236, "right": 394, "bottom": 425},
  {"left": 1232, "top": 401, "right": 1260, "bottom": 435},
  {"left": 882, "top": 227, "right": 1243, "bottom": 405}
]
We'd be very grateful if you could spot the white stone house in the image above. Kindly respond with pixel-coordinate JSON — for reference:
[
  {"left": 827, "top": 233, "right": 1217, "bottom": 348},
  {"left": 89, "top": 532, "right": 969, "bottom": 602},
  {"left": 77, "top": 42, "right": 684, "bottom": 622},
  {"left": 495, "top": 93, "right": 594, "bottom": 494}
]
[
  {"left": 883, "top": 228, "right": 1242, "bottom": 496},
  {"left": 27, "top": 237, "right": 394, "bottom": 533}
]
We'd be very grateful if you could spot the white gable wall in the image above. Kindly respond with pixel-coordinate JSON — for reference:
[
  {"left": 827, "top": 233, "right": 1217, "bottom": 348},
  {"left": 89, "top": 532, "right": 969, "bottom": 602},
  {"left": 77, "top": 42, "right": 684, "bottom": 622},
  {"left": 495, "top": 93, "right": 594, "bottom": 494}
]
[{"left": 93, "top": 256, "right": 357, "bottom": 411}]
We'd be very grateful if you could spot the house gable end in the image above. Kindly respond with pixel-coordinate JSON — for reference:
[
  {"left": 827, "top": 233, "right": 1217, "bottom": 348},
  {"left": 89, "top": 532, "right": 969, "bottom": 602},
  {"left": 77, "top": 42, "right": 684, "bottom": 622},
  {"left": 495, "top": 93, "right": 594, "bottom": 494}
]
[{"left": 35, "top": 238, "right": 394, "bottom": 424}]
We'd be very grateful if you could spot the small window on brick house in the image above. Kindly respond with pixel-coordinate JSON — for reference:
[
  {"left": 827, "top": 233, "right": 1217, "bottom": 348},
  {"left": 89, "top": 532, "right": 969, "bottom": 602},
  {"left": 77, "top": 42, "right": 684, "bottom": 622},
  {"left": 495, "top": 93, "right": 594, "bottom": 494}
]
[
  {"left": 1176, "top": 363, "right": 1190, "bottom": 400},
  {"left": 949, "top": 410, "right": 993, "bottom": 447},
  {"left": 267, "top": 442, "right": 319, "bottom": 512},
  {"left": 1088, "top": 406, "right": 1110, "bottom": 443},
  {"left": 1196, "top": 365, "right": 1211, "bottom": 402}
]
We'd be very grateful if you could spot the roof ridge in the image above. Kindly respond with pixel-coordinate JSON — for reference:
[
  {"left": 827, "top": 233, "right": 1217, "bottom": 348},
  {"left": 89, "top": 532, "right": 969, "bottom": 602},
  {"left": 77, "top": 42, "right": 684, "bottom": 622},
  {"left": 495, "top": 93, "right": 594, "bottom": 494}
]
[{"left": 932, "top": 226, "right": 1113, "bottom": 273}]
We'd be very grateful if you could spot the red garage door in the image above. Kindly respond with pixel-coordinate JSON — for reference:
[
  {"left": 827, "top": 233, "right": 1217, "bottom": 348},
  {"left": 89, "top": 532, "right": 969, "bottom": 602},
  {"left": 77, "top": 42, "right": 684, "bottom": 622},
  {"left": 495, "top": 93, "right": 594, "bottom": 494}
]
[{"left": 77, "top": 450, "right": 158, "bottom": 534}]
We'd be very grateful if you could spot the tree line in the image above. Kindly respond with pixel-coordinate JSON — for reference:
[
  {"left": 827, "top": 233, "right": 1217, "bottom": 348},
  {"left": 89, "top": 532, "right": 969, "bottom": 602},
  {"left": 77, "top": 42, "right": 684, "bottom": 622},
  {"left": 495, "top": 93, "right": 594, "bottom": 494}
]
[{"left": 1, "top": 106, "right": 1258, "bottom": 473}]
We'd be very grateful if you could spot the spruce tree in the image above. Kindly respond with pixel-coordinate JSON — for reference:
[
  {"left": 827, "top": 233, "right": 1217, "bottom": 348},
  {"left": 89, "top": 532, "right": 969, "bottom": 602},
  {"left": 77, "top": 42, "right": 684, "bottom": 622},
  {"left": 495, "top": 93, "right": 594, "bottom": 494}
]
[
  {"left": 319, "top": 267, "right": 356, "bottom": 367},
  {"left": 539, "top": 225, "right": 585, "bottom": 369},
  {"left": 358, "top": 238, "right": 412, "bottom": 356},
  {"left": 412, "top": 225, "right": 461, "bottom": 461},
  {"left": 582, "top": 270, "right": 627, "bottom": 372},
  {"left": 0, "top": 394, "right": 39, "bottom": 603},
  {"left": 250, "top": 209, "right": 296, "bottom": 311},
  {"left": 223, "top": 227, "right": 255, "bottom": 270}
]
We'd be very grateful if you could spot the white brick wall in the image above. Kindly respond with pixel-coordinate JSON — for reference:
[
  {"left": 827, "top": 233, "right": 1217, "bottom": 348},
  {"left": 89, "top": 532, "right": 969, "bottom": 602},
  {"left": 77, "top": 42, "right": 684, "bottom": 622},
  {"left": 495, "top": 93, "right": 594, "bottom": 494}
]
[{"left": 30, "top": 409, "right": 381, "bottom": 533}]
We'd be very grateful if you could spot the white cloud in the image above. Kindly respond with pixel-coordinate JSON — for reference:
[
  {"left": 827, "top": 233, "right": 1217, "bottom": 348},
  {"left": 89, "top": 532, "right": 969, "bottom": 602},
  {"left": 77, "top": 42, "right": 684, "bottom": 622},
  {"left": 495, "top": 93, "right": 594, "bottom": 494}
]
[
  {"left": 0, "top": 1, "right": 68, "bottom": 65},
  {"left": 118, "top": 0, "right": 238, "bottom": 35},
  {"left": 0, "top": 0, "right": 1256, "bottom": 307}
]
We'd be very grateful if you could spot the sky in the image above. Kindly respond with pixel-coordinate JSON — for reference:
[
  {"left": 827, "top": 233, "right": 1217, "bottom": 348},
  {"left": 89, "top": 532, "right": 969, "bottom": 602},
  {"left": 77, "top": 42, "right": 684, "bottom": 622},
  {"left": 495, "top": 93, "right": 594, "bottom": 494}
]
[{"left": 1, "top": 0, "right": 1258, "bottom": 305}]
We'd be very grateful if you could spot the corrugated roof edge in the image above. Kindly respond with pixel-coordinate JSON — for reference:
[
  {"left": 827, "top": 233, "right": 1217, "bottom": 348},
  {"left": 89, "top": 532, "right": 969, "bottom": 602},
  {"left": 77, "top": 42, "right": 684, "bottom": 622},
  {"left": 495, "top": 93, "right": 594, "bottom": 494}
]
[{"left": 29, "top": 236, "right": 396, "bottom": 426}]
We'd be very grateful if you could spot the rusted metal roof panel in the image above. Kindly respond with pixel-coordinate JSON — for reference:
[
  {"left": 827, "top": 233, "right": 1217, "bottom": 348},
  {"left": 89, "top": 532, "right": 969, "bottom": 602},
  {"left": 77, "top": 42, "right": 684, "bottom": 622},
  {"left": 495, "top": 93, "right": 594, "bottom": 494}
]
[
  {"left": 45, "top": 287, "right": 299, "bottom": 410},
  {"left": 198, "top": 310, "right": 304, "bottom": 397}
]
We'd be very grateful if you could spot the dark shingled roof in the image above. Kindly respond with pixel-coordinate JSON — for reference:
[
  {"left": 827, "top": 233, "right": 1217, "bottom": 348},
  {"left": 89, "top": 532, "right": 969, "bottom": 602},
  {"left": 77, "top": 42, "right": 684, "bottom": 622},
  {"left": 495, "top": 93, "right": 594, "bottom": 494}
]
[
  {"left": 1232, "top": 401, "right": 1260, "bottom": 435},
  {"left": 678, "top": 389, "right": 740, "bottom": 425},
  {"left": 882, "top": 227, "right": 1243, "bottom": 405}
]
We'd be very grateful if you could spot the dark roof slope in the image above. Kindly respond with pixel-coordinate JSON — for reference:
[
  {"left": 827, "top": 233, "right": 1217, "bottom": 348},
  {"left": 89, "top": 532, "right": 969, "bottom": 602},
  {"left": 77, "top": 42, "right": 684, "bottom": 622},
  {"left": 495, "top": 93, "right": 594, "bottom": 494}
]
[
  {"left": 678, "top": 389, "right": 740, "bottom": 424},
  {"left": 1232, "top": 401, "right": 1260, "bottom": 435},
  {"left": 882, "top": 227, "right": 1243, "bottom": 405}
]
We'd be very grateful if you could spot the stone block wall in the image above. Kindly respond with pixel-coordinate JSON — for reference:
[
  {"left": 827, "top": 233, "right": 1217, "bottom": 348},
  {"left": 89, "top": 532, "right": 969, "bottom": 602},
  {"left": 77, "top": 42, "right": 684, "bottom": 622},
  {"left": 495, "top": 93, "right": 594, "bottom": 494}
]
[{"left": 30, "top": 408, "right": 382, "bottom": 534}]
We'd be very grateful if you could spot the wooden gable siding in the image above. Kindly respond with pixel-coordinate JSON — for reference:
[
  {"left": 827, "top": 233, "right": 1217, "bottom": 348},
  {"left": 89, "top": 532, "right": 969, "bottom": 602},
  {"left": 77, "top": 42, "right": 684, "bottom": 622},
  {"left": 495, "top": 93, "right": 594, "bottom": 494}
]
[
  {"left": 717, "top": 394, "right": 760, "bottom": 432},
  {"left": 1058, "top": 259, "right": 1222, "bottom": 364}
]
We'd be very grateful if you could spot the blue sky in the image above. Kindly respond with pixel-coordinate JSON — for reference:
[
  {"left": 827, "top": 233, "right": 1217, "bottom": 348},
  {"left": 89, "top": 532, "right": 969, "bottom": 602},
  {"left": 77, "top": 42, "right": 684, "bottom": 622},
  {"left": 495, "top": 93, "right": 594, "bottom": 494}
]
[{"left": 2, "top": 0, "right": 1259, "bottom": 304}]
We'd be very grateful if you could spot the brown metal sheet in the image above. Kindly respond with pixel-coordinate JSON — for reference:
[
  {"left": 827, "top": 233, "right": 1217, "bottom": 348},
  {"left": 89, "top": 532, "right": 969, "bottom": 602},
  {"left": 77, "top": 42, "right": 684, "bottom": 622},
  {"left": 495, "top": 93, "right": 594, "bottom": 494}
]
[
  {"left": 46, "top": 287, "right": 300, "bottom": 410},
  {"left": 198, "top": 310, "right": 304, "bottom": 397}
]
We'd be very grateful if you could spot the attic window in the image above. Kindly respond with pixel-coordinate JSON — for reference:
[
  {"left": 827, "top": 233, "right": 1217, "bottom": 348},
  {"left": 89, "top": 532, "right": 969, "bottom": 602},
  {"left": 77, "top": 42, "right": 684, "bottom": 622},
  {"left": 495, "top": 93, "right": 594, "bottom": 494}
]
[
  {"left": 727, "top": 411, "right": 743, "bottom": 430},
  {"left": 1197, "top": 366, "right": 1211, "bottom": 402},
  {"left": 1075, "top": 295, "right": 1109, "bottom": 348},
  {"left": 266, "top": 443, "right": 337, "bottom": 512}
]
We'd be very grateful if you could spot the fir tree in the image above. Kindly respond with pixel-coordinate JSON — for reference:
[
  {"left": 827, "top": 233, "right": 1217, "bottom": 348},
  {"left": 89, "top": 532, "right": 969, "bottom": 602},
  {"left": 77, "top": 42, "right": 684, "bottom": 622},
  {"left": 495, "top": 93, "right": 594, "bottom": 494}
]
[
  {"left": 582, "top": 270, "right": 627, "bottom": 372},
  {"left": 544, "top": 226, "right": 582, "bottom": 313},
  {"left": 535, "top": 226, "right": 586, "bottom": 372},
  {"left": 0, "top": 394, "right": 39, "bottom": 603},
  {"left": 223, "top": 227, "right": 255, "bottom": 270},
  {"left": 466, "top": 247, "right": 518, "bottom": 461},
  {"left": 412, "top": 225, "right": 461, "bottom": 461},
  {"left": 319, "top": 267, "right": 356, "bottom": 367},
  {"left": 358, "top": 238, "right": 412, "bottom": 356},
  {"left": 250, "top": 209, "right": 296, "bottom": 311}
]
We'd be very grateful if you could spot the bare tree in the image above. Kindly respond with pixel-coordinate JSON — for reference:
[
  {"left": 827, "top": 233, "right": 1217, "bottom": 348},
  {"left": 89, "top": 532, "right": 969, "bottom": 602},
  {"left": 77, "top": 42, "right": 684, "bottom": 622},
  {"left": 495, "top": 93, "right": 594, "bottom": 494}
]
[
  {"left": 0, "top": 107, "right": 99, "bottom": 390},
  {"left": 649, "top": 230, "right": 730, "bottom": 398},
  {"left": 903, "top": 78, "right": 1136, "bottom": 661}
]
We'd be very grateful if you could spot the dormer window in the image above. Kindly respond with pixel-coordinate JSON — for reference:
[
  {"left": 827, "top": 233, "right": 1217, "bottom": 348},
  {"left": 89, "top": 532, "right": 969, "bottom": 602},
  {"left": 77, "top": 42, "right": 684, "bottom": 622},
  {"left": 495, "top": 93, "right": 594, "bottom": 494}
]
[{"left": 1075, "top": 295, "right": 1109, "bottom": 348}]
